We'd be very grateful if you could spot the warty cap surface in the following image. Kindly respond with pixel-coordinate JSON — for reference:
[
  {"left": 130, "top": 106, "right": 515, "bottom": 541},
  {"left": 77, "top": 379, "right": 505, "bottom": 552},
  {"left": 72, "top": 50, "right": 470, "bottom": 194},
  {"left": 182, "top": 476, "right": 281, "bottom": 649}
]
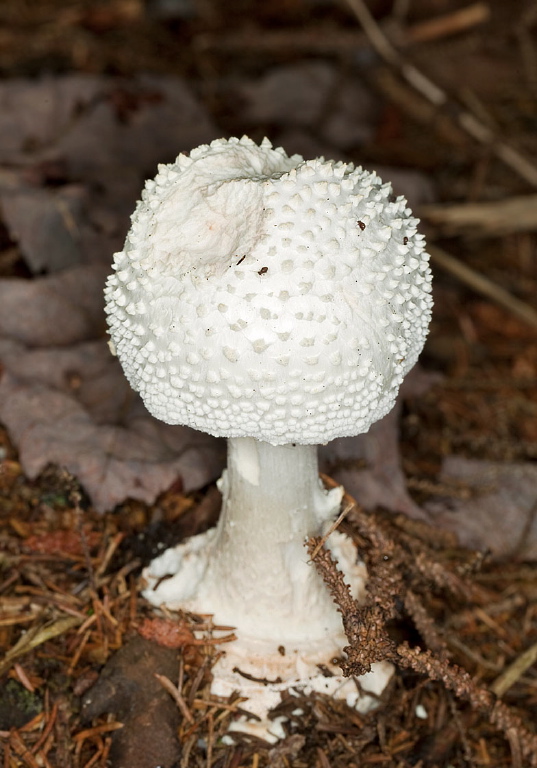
[{"left": 105, "top": 136, "right": 433, "bottom": 444}]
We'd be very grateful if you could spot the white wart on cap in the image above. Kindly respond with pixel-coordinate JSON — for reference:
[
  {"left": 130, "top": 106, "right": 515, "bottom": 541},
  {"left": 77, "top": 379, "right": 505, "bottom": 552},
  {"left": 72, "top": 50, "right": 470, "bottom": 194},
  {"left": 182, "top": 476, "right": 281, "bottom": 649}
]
[{"left": 105, "top": 136, "right": 432, "bottom": 444}]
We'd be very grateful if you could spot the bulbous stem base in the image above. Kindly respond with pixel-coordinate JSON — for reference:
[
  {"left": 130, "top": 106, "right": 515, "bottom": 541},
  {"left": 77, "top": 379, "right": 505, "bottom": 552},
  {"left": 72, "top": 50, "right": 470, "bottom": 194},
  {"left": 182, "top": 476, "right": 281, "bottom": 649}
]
[{"left": 142, "top": 438, "right": 393, "bottom": 738}]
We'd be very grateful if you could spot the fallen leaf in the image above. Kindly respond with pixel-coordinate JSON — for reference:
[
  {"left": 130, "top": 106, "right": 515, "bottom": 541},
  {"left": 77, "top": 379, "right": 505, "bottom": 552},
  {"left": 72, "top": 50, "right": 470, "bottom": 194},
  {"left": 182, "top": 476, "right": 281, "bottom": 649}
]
[
  {"left": 0, "top": 73, "right": 219, "bottom": 277},
  {"left": 0, "top": 184, "right": 87, "bottom": 274},
  {"left": 137, "top": 617, "right": 196, "bottom": 649},
  {"left": 0, "top": 74, "right": 217, "bottom": 176},
  {"left": 236, "top": 62, "right": 336, "bottom": 127},
  {"left": 319, "top": 366, "right": 440, "bottom": 520},
  {"left": 0, "top": 75, "right": 103, "bottom": 163},
  {"left": 81, "top": 635, "right": 181, "bottom": 768},
  {"left": 425, "top": 457, "right": 537, "bottom": 559},
  {"left": 0, "top": 354, "right": 225, "bottom": 512},
  {"left": 24, "top": 528, "right": 102, "bottom": 556},
  {"left": 54, "top": 73, "right": 219, "bottom": 189},
  {"left": 0, "top": 616, "right": 82, "bottom": 677},
  {"left": 0, "top": 264, "right": 109, "bottom": 346},
  {"left": 0, "top": 73, "right": 225, "bottom": 511}
]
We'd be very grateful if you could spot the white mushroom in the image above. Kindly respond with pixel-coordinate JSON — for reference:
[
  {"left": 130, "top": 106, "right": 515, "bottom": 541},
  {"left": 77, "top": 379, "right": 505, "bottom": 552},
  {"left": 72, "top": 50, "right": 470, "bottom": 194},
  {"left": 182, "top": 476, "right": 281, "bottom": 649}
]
[{"left": 104, "top": 136, "right": 433, "bottom": 739}]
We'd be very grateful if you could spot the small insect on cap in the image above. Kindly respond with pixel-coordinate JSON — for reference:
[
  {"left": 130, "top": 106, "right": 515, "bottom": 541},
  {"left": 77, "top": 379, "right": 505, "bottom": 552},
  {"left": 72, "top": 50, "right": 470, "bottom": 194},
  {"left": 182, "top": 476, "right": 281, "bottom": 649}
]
[{"left": 105, "top": 136, "right": 433, "bottom": 444}]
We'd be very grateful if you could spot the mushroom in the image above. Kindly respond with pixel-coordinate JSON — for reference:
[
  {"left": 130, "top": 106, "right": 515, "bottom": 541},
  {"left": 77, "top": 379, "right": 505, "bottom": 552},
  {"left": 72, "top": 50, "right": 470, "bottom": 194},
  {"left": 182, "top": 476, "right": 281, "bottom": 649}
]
[{"left": 104, "top": 136, "right": 433, "bottom": 738}]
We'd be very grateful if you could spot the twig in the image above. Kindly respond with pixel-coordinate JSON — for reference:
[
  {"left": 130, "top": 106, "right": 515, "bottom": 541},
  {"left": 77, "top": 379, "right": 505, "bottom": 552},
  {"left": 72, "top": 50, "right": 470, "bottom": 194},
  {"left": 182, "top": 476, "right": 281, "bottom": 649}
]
[
  {"left": 192, "top": 698, "right": 247, "bottom": 712},
  {"left": 507, "top": 727, "right": 524, "bottom": 768},
  {"left": 309, "top": 500, "right": 354, "bottom": 561},
  {"left": 187, "top": 658, "right": 210, "bottom": 707},
  {"left": 421, "top": 194, "right": 537, "bottom": 237},
  {"left": 67, "top": 629, "right": 91, "bottom": 675},
  {"left": 206, "top": 711, "right": 214, "bottom": 768},
  {"left": 446, "top": 634, "right": 503, "bottom": 672},
  {"left": 491, "top": 641, "right": 537, "bottom": 698},
  {"left": 515, "top": 4, "right": 537, "bottom": 93},
  {"left": 306, "top": 536, "right": 396, "bottom": 676},
  {"left": 400, "top": 2, "right": 490, "bottom": 45},
  {"left": 9, "top": 730, "right": 40, "bottom": 768},
  {"left": 81, "top": 743, "right": 107, "bottom": 768},
  {"left": 73, "top": 722, "right": 124, "bottom": 742},
  {"left": 155, "top": 673, "right": 195, "bottom": 724},
  {"left": 180, "top": 735, "right": 197, "bottom": 768},
  {"left": 308, "top": 497, "right": 537, "bottom": 765},
  {"left": 0, "top": 616, "right": 82, "bottom": 677},
  {"left": 95, "top": 533, "right": 125, "bottom": 578},
  {"left": 397, "top": 643, "right": 537, "bottom": 764},
  {"left": 429, "top": 244, "right": 537, "bottom": 330},
  {"left": 31, "top": 701, "right": 59, "bottom": 756},
  {"left": 447, "top": 694, "right": 474, "bottom": 765},
  {"left": 343, "top": 0, "right": 537, "bottom": 188},
  {"left": 13, "top": 663, "right": 35, "bottom": 692},
  {"left": 404, "top": 590, "right": 449, "bottom": 657},
  {"left": 196, "top": 5, "right": 488, "bottom": 56}
]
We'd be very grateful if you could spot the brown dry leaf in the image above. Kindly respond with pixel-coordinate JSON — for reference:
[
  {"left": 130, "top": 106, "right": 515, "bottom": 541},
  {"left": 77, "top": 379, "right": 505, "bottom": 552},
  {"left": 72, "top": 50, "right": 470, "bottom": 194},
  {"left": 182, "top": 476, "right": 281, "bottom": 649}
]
[
  {"left": 81, "top": 635, "right": 181, "bottom": 768},
  {"left": 0, "top": 75, "right": 103, "bottom": 162},
  {"left": 0, "top": 73, "right": 224, "bottom": 511},
  {"left": 237, "top": 62, "right": 337, "bottom": 127},
  {"left": 234, "top": 61, "right": 377, "bottom": 149},
  {"left": 54, "top": 73, "right": 218, "bottom": 189},
  {"left": 0, "top": 74, "right": 217, "bottom": 176},
  {"left": 137, "top": 617, "right": 196, "bottom": 649},
  {"left": 0, "top": 340, "right": 224, "bottom": 512},
  {"left": 425, "top": 456, "right": 537, "bottom": 559},
  {"left": 0, "top": 184, "right": 87, "bottom": 274},
  {"left": 0, "top": 265, "right": 109, "bottom": 346},
  {"left": 24, "top": 528, "right": 102, "bottom": 556},
  {"left": 320, "top": 366, "right": 440, "bottom": 520},
  {"left": 320, "top": 409, "right": 424, "bottom": 518},
  {"left": 0, "top": 74, "right": 218, "bottom": 275}
]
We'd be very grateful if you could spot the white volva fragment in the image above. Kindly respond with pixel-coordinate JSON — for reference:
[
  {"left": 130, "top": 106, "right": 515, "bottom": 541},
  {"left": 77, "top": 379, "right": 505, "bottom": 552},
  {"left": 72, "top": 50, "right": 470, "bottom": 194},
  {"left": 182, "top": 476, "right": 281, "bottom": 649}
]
[{"left": 415, "top": 704, "right": 428, "bottom": 720}]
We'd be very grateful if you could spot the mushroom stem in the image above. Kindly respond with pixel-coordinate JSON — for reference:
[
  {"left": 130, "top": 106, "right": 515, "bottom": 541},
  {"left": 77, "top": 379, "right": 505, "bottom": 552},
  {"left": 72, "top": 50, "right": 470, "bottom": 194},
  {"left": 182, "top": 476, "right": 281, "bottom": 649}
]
[
  {"left": 142, "top": 437, "right": 389, "bottom": 730},
  {"left": 207, "top": 438, "right": 344, "bottom": 641}
]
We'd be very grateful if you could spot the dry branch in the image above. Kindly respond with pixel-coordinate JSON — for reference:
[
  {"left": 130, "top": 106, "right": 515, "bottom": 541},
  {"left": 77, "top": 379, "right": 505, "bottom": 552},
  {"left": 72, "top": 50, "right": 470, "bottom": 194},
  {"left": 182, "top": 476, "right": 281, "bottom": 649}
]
[
  {"left": 308, "top": 505, "right": 537, "bottom": 766},
  {"left": 195, "top": 4, "right": 490, "bottom": 56},
  {"left": 0, "top": 616, "right": 82, "bottom": 677},
  {"left": 400, "top": 2, "right": 491, "bottom": 45},
  {"left": 491, "top": 641, "right": 537, "bottom": 698},
  {"left": 155, "top": 673, "right": 195, "bottom": 724},
  {"left": 429, "top": 245, "right": 537, "bottom": 330},
  {"left": 343, "top": 0, "right": 537, "bottom": 188},
  {"left": 421, "top": 194, "right": 537, "bottom": 237}
]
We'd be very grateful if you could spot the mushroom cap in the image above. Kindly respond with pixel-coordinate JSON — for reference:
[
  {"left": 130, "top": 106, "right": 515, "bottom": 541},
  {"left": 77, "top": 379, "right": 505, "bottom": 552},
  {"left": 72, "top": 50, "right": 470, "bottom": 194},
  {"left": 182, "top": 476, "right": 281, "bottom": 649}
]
[{"left": 105, "top": 136, "right": 432, "bottom": 444}]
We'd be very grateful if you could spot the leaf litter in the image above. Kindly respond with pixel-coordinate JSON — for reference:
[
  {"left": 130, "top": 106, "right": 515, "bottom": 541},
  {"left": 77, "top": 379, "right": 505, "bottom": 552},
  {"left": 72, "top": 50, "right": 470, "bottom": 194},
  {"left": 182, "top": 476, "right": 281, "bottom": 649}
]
[{"left": 0, "top": 0, "right": 537, "bottom": 766}]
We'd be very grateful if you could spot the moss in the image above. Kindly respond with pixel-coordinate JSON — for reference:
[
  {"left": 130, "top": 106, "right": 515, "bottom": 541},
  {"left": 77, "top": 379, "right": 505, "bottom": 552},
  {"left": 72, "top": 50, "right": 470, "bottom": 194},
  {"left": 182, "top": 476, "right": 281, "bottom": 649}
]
[{"left": 0, "top": 679, "right": 42, "bottom": 730}]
